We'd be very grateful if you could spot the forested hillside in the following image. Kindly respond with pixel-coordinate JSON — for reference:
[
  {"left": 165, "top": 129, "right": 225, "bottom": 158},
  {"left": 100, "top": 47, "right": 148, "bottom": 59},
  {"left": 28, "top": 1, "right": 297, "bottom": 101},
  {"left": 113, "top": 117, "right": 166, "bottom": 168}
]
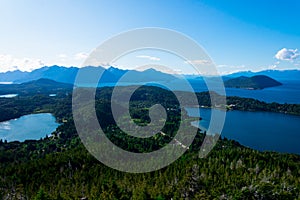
[{"left": 0, "top": 85, "right": 299, "bottom": 199}]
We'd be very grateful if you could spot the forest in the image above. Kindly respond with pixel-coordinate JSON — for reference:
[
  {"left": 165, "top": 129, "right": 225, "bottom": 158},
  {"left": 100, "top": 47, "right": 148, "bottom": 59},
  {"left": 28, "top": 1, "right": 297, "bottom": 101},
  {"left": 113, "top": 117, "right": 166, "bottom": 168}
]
[{"left": 0, "top": 85, "right": 299, "bottom": 199}]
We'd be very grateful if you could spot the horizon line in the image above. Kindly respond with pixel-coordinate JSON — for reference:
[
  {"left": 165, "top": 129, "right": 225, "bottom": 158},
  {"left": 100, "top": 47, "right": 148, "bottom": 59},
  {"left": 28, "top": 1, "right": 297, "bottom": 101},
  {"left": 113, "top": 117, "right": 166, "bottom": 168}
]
[{"left": 0, "top": 64, "right": 299, "bottom": 76}]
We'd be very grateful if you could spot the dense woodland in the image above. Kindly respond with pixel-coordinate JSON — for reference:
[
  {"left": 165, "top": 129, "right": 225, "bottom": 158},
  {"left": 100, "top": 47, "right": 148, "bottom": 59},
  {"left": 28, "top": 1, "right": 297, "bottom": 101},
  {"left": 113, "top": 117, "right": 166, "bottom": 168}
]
[
  {"left": 224, "top": 75, "right": 282, "bottom": 89},
  {"left": 0, "top": 85, "right": 299, "bottom": 123},
  {"left": 0, "top": 85, "right": 300, "bottom": 199}
]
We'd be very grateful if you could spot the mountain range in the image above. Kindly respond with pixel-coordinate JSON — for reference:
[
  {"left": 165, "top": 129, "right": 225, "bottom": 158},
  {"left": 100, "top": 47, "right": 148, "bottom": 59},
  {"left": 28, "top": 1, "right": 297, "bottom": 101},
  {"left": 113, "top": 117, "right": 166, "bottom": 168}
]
[
  {"left": 0, "top": 66, "right": 299, "bottom": 85},
  {"left": 225, "top": 69, "right": 300, "bottom": 80},
  {"left": 0, "top": 66, "right": 177, "bottom": 84}
]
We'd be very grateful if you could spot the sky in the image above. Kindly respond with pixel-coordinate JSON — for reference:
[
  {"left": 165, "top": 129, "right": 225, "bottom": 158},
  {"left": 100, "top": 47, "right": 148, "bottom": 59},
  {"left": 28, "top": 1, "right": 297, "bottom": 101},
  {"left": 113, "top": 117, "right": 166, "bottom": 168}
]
[{"left": 0, "top": 0, "right": 300, "bottom": 74}]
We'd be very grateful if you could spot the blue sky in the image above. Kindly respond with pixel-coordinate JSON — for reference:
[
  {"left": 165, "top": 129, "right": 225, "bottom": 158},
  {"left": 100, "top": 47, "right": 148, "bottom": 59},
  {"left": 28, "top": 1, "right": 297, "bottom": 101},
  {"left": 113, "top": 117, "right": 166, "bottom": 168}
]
[{"left": 0, "top": 0, "right": 299, "bottom": 74}]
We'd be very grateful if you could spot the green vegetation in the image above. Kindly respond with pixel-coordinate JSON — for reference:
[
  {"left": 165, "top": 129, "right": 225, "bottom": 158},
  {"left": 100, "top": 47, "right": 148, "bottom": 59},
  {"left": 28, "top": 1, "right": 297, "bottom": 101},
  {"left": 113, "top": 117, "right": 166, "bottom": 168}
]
[
  {"left": 0, "top": 85, "right": 299, "bottom": 199},
  {"left": 1, "top": 137, "right": 300, "bottom": 199},
  {"left": 224, "top": 75, "right": 282, "bottom": 89},
  {"left": 194, "top": 91, "right": 300, "bottom": 115},
  {"left": 0, "top": 78, "right": 73, "bottom": 96},
  {"left": 226, "top": 96, "right": 300, "bottom": 115}
]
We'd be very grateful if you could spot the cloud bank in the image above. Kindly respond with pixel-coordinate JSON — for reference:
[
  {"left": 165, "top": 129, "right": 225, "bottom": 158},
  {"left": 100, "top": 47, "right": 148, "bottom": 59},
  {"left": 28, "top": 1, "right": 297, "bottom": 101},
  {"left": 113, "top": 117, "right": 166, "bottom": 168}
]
[
  {"left": 0, "top": 54, "right": 45, "bottom": 72},
  {"left": 184, "top": 59, "right": 211, "bottom": 65},
  {"left": 136, "top": 55, "right": 160, "bottom": 61},
  {"left": 275, "top": 48, "right": 299, "bottom": 61},
  {"left": 0, "top": 52, "right": 90, "bottom": 73}
]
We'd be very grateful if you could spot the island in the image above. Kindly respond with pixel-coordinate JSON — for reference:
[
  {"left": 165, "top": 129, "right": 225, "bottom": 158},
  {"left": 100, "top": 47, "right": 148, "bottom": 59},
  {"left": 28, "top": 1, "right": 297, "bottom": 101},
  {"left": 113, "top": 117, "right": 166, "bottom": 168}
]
[{"left": 224, "top": 75, "right": 282, "bottom": 89}]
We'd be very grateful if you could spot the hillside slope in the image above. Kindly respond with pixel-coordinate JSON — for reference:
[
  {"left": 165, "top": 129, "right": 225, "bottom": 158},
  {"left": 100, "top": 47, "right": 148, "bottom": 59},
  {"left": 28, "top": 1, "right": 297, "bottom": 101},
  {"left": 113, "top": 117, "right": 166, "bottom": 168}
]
[{"left": 225, "top": 75, "right": 282, "bottom": 89}]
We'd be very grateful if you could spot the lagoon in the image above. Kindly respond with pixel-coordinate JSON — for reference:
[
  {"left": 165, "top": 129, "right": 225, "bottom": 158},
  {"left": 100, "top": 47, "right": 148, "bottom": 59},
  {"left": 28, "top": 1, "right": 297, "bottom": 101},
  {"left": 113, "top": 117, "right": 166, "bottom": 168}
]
[
  {"left": 0, "top": 113, "right": 59, "bottom": 142},
  {"left": 186, "top": 107, "right": 300, "bottom": 155},
  {"left": 0, "top": 94, "right": 18, "bottom": 98}
]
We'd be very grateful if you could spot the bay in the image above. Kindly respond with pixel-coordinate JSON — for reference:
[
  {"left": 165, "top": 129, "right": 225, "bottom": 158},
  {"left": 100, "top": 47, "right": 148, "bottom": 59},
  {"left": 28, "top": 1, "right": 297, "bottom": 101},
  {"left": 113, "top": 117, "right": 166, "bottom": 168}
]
[
  {"left": 186, "top": 107, "right": 300, "bottom": 155},
  {"left": 0, "top": 113, "right": 59, "bottom": 142},
  {"left": 187, "top": 79, "right": 300, "bottom": 104}
]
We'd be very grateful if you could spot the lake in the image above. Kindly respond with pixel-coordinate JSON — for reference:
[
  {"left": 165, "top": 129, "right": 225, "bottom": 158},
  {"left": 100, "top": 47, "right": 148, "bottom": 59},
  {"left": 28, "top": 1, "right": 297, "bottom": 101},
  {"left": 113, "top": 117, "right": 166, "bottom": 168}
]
[
  {"left": 186, "top": 107, "right": 300, "bottom": 155},
  {"left": 95, "top": 79, "right": 300, "bottom": 104},
  {"left": 0, "top": 82, "right": 13, "bottom": 84},
  {"left": 0, "top": 94, "right": 18, "bottom": 98},
  {"left": 0, "top": 113, "right": 59, "bottom": 142},
  {"left": 187, "top": 79, "right": 300, "bottom": 104}
]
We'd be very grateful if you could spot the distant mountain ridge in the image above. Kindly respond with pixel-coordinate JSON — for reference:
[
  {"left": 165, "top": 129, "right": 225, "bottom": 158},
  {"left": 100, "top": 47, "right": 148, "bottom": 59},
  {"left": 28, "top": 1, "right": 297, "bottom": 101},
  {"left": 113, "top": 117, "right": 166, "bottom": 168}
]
[
  {"left": 224, "top": 75, "right": 282, "bottom": 89},
  {"left": 0, "top": 66, "right": 78, "bottom": 83},
  {"left": 0, "top": 66, "right": 177, "bottom": 84},
  {"left": 226, "top": 69, "right": 300, "bottom": 80},
  {"left": 0, "top": 70, "right": 30, "bottom": 82},
  {"left": 0, "top": 66, "right": 299, "bottom": 85}
]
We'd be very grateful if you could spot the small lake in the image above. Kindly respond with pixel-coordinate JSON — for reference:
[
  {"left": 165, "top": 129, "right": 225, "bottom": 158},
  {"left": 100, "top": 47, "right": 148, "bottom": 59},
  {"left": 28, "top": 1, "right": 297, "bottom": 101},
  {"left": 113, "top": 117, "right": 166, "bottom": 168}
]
[
  {"left": 0, "top": 82, "right": 13, "bottom": 84},
  {"left": 0, "top": 94, "right": 18, "bottom": 98},
  {"left": 186, "top": 108, "right": 300, "bottom": 155},
  {"left": 0, "top": 113, "right": 59, "bottom": 142}
]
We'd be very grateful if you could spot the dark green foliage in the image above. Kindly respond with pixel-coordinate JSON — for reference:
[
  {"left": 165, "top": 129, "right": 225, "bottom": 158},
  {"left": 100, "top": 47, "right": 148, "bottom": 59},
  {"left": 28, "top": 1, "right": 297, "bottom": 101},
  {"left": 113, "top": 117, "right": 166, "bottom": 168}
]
[
  {"left": 0, "top": 78, "right": 73, "bottom": 96},
  {"left": 226, "top": 96, "right": 300, "bottom": 115},
  {"left": 0, "top": 85, "right": 299, "bottom": 199},
  {"left": 224, "top": 75, "right": 282, "bottom": 89},
  {"left": 34, "top": 188, "right": 51, "bottom": 200},
  {"left": 1, "top": 138, "right": 299, "bottom": 199}
]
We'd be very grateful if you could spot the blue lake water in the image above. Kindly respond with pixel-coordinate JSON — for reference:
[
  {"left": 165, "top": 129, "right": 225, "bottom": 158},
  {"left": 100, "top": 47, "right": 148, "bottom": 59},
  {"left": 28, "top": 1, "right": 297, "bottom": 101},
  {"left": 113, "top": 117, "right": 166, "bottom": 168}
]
[
  {"left": 94, "top": 79, "right": 300, "bottom": 104},
  {"left": 0, "top": 82, "right": 13, "bottom": 84},
  {"left": 189, "top": 80, "right": 300, "bottom": 104},
  {"left": 186, "top": 108, "right": 300, "bottom": 155},
  {"left": 0, "top": 113, "right": 59, "bottom": 142},
  {"left": 0, "top": 94, "right": 18, "bottom": 98},
  {"left": 187, "top": 79, "right": 300, "bottom": 104}
]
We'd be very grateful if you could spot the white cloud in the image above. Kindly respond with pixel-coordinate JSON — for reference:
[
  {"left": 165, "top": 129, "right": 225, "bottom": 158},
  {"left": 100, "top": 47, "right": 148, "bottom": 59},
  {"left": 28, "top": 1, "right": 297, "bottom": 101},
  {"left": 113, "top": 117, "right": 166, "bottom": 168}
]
[
  {"left": 293, "top": 59, "right": 300, "bottom": 67},
  {"left": 0, "top": 54, "right": 45, "bottom": 72},
  {"left": 215, "top": 64, "right": 247, "bottom": 75},
  {"left": 275, "top": 48, "right": 300, "bottom": 61},
  {"left": 184, "top": 59, "right": 212, "bottom": 65},
  {"left": 266, "top": 64, "right": 277, "bottom": 70},
  {"left": 216, "top": 64, "right": 228, "bottom": 68},
  {"left": 134, "top": 64, "right": 182, "bottom": 74},
  {"left": 217, "top": 64, "right": 245, "bottom": 69},
  {"left": 74, "top": 52, "right": 88, "bottom": 60},
  {"left": 58, "top": 54, "right": 67, "bottom": 59},
  {"left": 136, "top": 55, "right": 160, "bottom": 61}
]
